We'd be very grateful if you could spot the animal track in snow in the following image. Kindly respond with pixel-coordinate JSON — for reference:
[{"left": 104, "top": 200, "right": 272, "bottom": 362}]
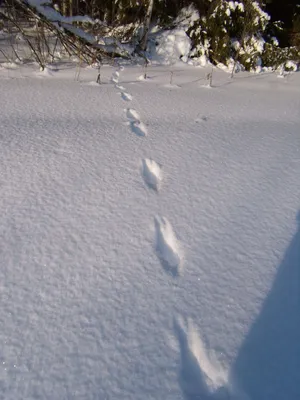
[
  {"left": 162, "top": 83, "right": 181, "bottom": 90},
  {"left": 141, "top": 159, "right": 162, "bottom": 191},
  {"left": 196, "top": 116, "right": 208, "bottom": 123},
  {"left": 126, "top": 108, "right": 141, "bottom": 122},
  {"left": 115, "top": 84, "right": 126, "bottom": 91},
  {"left": 174, "top": 317, "right": 232, "bottom": 400},
  {"left": 125, "top": 108, "right": 147, "bottom": 136},
  {"left": 120, "top": 92, "right": 133, "bottom": 102},
  {"left": 111, "top": 70, "right": 119, "bottom": 83},
  {"left": 154, "top": 216, "right": 182, "bottom": 276},
  {"left": 130, "top": 121, "right": 147, "bottom": 137},
  {"left": 137, "top": 74, "right": 148, "bottom": 81}
]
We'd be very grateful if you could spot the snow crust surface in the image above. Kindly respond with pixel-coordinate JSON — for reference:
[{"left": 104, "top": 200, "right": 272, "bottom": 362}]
[{"left": 0, "top": 63, "right": 299, "bottom": 400}]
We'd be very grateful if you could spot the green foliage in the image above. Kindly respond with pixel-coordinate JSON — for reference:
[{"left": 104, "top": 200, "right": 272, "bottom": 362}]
[
  {"left": 291, "top": 13, "right": 300, "bottom": 49},
  {"left": 265, "top": 0, "right": 300, "bottom": 47},
  {"left": 186, "top": 0, "right": 298, "bottom": 71},
  {"left": 261, "top": 44, "right": 299, "bottom": 70}
]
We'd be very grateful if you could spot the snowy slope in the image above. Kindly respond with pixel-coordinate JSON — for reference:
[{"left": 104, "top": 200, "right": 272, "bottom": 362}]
[{"left": 0, "top": 63, "right": 299, "bottom": 400}]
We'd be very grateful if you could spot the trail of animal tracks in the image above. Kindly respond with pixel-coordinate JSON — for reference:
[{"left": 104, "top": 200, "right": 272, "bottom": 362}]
[{"left": 0, "top": 63, "right": 299, "bottom": 400}]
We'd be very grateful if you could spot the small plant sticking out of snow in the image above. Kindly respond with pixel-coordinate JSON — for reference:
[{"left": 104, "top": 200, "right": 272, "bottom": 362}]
[
  {"left": 206, "top": 67, "right": 213, "bottom": 87},
  {"left": 277, "top": 65, "right": 285, "bottom": 78},
  {"left": 143, "top": 58, "right": 149, "bottom": 80},
  {"left": 96, "top": 62, "right": 102, "bottom": 84},
  {"left": 170, "top": 70, "right": 174, "bottom": 85}
]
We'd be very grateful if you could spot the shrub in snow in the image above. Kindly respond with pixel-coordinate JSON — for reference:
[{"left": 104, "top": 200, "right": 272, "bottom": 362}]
[
  {"left": 290, "top": 12, "right": 300, "bottom": 49},
  {"left": 284, "top": 60, "right": 298, "bottom": 72},
  {"left": 186, "top": 0, "right": 298, "bottom": 72},
  {"left": 261, "top": 43, "right": 299, "bottom": 71}
]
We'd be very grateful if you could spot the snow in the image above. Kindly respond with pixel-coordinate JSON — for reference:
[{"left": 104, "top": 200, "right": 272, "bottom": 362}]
[
  {"left": 252, "top": 1, "right": 270, "bottom": 22},
  {"left": 271, "top": 36, "right": 279, "bottom": 47},
  {"left": 61, "top": 24, "right": 97, "bottom": 44},
  {"left": 237, "top": 3, "right": 244, "bottom": 12},
  {"left": 22, "top": 0, "right": 101, "bottom": 47},
  {"left": 253, "top": 36, "right": 265, "bottom": 54},
  {"left": 285, "top": 60, "right": 298, "bottom": 72},
  {"left": 150, "top": 28, "right": 191, "bottom": 65},
  {"left": 27, "top": 0, "right": 93, "bottom": 24},
  {"left": 63, "top": 15, "right": 94, "bottom": 24},
  {"left": 217, "top": 59, "right": 244, "bottom": 74},
  {"left": 149, "top": 5, "right": 199, "bottom": 65},
  {"left": 0, "top": 61, "right": 300, "bottom": 400},
  {"left": 142, "top": 158, "right": 163, "bottom": 191},
  {"left": 26, "top": 0, "right": 65, "bottom": 23},
  {"left": 154, "top": 216, "right": 183, "bottom": 276},
  {"left": 175, "top": 5, "right": 200, "bottom": 29}
]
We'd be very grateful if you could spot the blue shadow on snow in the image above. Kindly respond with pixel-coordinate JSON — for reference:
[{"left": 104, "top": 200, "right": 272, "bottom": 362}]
[{"left": 232, "top": 212, "right": 300, "bottom": 400}]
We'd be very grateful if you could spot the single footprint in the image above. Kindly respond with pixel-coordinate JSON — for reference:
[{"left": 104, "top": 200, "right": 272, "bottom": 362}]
[
  {"left": 111, "top": 70, "right": 119, "bottom": 83},
  {"left": 120, "top": 92, "right": 133, "bottom": 101},
  {"left": 174, "top": 317, "right": 231, "bottom": 400},
  {"left": 137, "top": 74, "right": 147, "bottom": 81},
  {"left": 154, "top": 216, "right": 182, "bottom": 276},
  {"left": 141, "top": 159, "right": 162, "bottom": 191},
  {"left": 126, "top": 108, "right": 141, "bottom": 122},
  {"left": 130, "top": 121, "right": 147, "bottom": 137},
  {"left": 196, "top": 116, "right": 208, "bottom": 123}
]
